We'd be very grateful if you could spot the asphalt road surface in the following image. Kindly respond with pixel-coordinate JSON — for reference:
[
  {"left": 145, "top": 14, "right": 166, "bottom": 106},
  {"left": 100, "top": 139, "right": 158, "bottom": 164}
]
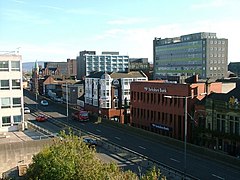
[{"left": 24, "top": 90, "right": 240, "bottom": 180}]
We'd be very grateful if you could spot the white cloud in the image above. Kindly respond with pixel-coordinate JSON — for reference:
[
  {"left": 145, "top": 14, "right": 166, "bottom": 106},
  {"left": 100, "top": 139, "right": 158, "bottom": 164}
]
[
  {"left": 39, "top": 5, "right": 63, "bottom": 11},
  {"left": 107, "top": 17, "right": 149, "bottom": 25},
  {"left": 2, "top": 9, "right": 51, "bottom": 25},
  {"left": 190, "top": 0, "right": 228, "bottom": 9},
  {"left": 12, "top": 0, "right": 26, "bottom": 4},
  {"left": 92, "top": 18, "right": 240, "bottom": 63}
]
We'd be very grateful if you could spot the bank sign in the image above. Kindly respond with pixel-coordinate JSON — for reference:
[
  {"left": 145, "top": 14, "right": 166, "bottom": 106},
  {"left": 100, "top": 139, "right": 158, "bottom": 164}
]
[
  {"left": 144, "top": 87, "right": 167, "bottom": 93},
  {"left": 151, "top": 123, "right": 172, "bottom": 132}
]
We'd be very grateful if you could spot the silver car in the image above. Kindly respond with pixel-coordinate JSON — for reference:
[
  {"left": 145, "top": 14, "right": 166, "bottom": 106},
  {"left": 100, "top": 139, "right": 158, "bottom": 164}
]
[{"left": 24, "top": 107, "right": 30, "bottom": 114}]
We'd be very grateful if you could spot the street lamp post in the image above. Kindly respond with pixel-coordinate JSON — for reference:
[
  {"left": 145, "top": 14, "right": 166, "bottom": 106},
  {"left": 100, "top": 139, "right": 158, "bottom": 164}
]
[
  {"left": 164, "top": 95, "right": 189, "bottom": 176},
  {"left": 66, "top": 83, "right": 69, "bottom": 123}
]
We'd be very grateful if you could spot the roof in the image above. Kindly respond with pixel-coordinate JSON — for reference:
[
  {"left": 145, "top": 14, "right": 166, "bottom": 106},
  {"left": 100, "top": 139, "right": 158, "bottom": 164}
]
[
  {"left": 86, "top": 71, "right": 146, "bottom": 79},
  {"left": 208, "top": 86, "right": 240, "bottom": 102}
]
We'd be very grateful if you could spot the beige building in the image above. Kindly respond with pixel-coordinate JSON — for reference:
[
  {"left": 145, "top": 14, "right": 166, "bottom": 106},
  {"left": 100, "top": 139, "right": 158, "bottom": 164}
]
[{"left": 0, "top": 52, "right": 24, "bottom": 132}]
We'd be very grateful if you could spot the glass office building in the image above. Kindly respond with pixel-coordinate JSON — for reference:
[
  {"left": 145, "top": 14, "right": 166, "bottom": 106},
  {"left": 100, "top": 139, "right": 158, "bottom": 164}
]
[{"left": 153, "top": 32, "right": 228, "bottom": 80}]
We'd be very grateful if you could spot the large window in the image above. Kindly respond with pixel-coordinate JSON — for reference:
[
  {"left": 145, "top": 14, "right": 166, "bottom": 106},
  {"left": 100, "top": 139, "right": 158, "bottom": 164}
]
[
  {"left": 13, "top": 115, "right": 21, "bottom": 123},
  {"left": 1, "top": 97, "right": 11, "bottom": 108},
  {"left": 0, "top": 61, "right": 9, "bottom": 71},
  {"left": 11, "top": 61, "right": 20, "bottom": 71},
  {"left": 13, "top": 97, "right": 21, "bottom": 107},
  {"left": 12, "top": 79, "right": 21, "bottom": 89},
  {"left": 2, "top": 116, "right": 11, "bottom": 126},
  {"left": 0, "top": 80, "right": 10, "bottom": 90}
]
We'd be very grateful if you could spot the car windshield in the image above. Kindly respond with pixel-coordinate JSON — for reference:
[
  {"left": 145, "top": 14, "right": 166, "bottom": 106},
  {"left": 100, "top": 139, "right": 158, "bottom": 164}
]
[{"left": 81, "top": 112, "right": 88, "bottom": 117}]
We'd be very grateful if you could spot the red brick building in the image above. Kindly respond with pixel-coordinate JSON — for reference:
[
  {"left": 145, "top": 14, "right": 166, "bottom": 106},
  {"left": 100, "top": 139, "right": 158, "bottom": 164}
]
[{"left": 130, "top": 80, "right": 222, "bottom": 141}]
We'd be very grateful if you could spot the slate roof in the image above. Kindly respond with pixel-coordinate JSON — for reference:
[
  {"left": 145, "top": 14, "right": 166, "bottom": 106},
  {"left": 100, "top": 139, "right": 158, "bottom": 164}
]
[{"left": 86, "top": 71, "right": 146, "bottom": 79}]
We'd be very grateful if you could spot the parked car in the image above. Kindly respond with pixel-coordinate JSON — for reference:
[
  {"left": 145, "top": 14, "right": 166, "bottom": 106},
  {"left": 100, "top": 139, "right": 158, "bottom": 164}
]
[
  {"left": 83, "top": 137, "right": 97, "bottom": 148},
  {"left": 54, "top": 97, "right": 63, "bottom": 103},
  {"left": 71, "top": 111, "right": 89, "bottom": 122},
  {"left": 24, "top": 107, "right": 30, "bottom": 114},
  {"left": 36, "top": 115, "right": 48, "bottom": 122},
  {"left": 40, "top": 100, "right": 48, "bottom": 106}
]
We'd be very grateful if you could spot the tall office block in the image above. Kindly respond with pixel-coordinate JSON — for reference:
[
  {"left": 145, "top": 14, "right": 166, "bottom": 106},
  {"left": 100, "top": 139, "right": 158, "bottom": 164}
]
[
  {"left": 153, "top": 32, "right": 228, "bottom": 80},
  {"left": 76, "top": 51, "right": 129, "bottom": 80},
  {"left": 0, "top": 52, "right": 24, "bottom": 132}
]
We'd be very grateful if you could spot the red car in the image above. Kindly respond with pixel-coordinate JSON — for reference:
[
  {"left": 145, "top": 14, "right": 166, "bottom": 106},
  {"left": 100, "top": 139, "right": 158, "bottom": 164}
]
[{"left": 36, "top": 115, "right": 48, "bottom": 122}]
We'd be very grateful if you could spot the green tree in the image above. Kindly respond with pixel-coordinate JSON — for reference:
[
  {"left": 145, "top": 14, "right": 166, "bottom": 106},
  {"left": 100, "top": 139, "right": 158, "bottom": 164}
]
[{"left": 24, "top": 131, "right": 165, "bottom": 180}]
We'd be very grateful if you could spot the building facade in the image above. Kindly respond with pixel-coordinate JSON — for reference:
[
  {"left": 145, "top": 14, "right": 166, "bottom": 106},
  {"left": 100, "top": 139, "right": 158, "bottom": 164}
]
[
  {"left": 203, "top": 86, "right": 240, "bottom": 156},
  {"left": 130, "top": 80, "right": 222, "bottom": 141},
  {"left": 67, "top": 58, "right": 77, "bottom": 78},
  {"left": 85, "top": 71, "right": 148, "bottom": 123},
  {"left": 76, "top": 51, "right": 129, "bottom": 80},
  {"left": 62, "top": 81, "right": 84, "bottom": 106},
  {"left": 153, "top": 32, "right": 228, "bottom": 80},
  {"left": 43, "top": 61, "right": 67, "bottom": 77},
  {"left": 0, "top": 53, "right": 24, "bottom": 132}
]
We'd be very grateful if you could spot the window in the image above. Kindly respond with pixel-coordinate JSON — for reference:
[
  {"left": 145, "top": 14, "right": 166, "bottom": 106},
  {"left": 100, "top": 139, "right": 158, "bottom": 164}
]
[
  {"left": 13, "top": 115, "right": 21, "bottom": 123},
  {"left": 13, "top": 97, "right": 21, "bottom": 107},
  {"left": 12, "top": 79, "right": 21, "bottom": 89},
  {"left": 1, "top": 97, "right": 11, "bottom": 108},
  {"left": 113, "top": 99, "right": 118, "bottom": 108},
  {"left": 11, "top": 61, "right": 20, "bottom": 71},
  {"left": 2, "top": 116, "right": 11, "bottom": 126},
  {"left": 0, "top": 80, "right": 10, "bottom": 90},
  {"left": 106, "top": 90, "right": 109, "bottom": 96},
  {"left": 0, "top": 61, "right": 9, "bottom": 71}
]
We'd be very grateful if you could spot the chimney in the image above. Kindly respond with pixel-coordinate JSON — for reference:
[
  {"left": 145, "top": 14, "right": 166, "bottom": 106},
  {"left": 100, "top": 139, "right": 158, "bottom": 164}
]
[{"left": 193, "top": 74, "right": 199, "bottom": 83}]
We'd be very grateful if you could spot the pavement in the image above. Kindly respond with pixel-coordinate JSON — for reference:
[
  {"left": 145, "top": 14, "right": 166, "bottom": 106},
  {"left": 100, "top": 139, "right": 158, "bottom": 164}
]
[{"left": 0, "top": 130, "right": 43, "bottom": 144}]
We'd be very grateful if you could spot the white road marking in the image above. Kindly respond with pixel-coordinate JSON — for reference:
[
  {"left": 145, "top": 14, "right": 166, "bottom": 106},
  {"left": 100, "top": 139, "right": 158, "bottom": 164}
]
[
  {"left": 139, "top": 146, "right": 146, "bottom": 150},
  {"left": 170, "top": 158, "right": 180, "bottom": 163},
  {"left": 212, "top": 174, "right": 225, "bottom": 180},
  {"left": 96, "top": 129, "right": 101, "bottom": 132},
  {"left": 115, "top": 137, "right": 121, "bottom": 140}
]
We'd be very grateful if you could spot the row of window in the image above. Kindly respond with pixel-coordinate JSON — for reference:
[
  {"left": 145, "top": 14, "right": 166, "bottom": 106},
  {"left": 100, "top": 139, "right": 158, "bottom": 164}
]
[
  {"left": 131, "top": 91, "right": 185, "bottom": 108},
  {"left": 210, "top": 40, "right": 225, "bottom": 45},
  {"left": 0, "top": 79, "right": 21, "bottom": 90},
  {"left": 209, "top": 60, "right": 225, "bottom": 64},
  {"left": 209, "top": 73, "right": 225, "bottom": 77},
  {"left": 209, "top": 54, "right": 225, "bottom": 58},
  {"left": 209, "top": 67, "right": 225, "bottom": 71},
  {"left": 210, "top": 47, "right": 225, "bottom": 51},
  {"left": 132, "top": 107, "right": 182, "bottom": 125},
  {"left": 1, "top": 115, "right": 22, "bottom": 127},
  {"left": 216, "top": 119, "right": 239, "bottom": 135},
  {"left": 0, "top": 61, "right": 20, "bottom": 71},
  {"left": 0, "top": 97, "right": 21, "bottom": 108}
]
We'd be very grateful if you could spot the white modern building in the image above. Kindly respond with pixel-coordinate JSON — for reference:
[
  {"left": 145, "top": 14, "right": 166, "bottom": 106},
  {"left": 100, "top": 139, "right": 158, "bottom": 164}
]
[
  {"left": 84, "top": 71, "right": 148, "bottom": 124},
  {"left": 76, "top": 51, "right": 129, "bottom": 79},
  {"left": 0, "top": 53, "right": 24, "bottom": 132}
]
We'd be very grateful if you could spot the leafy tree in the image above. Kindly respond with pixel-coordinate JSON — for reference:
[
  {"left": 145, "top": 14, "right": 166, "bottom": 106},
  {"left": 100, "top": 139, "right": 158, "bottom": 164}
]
[{"left": 24, "top": 131, "right": 165, "bottom": 180}]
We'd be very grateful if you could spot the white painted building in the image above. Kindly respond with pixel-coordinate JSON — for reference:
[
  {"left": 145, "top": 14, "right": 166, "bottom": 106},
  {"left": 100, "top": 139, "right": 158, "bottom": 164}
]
[
  {"left": 85, "top": 71, "right": 148, "bottom": 123},
  {"left": 77, "top": 51, "right": 129, "bottom": 79},
  {"left": 0, "top": 53, "right": 24, "bottom": 132}
]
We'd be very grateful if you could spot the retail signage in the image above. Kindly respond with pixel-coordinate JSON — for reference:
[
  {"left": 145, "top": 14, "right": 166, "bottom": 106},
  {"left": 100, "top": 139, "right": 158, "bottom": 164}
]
[
  {"left": 144, "top": 87, "right": 167, "bottom": 93},
  {"left": 151, "top": 123, "right": 172, "bottom": 132}
]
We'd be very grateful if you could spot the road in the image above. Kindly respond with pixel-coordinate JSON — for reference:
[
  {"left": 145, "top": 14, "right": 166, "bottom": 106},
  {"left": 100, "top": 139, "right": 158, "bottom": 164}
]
[{"left": 24, "top": 90, "right": 240, "bottom": 180}]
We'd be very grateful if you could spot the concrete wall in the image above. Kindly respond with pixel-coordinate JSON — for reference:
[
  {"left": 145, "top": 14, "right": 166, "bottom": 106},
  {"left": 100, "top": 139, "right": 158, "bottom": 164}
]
[{"left": 0, "top": 139, "right": 54, "bottom": 178}]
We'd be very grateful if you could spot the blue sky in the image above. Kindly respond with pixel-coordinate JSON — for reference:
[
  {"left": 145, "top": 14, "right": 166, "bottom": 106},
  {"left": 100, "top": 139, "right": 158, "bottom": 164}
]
[{"left": 0, "top": 0, "right": 240, "bottom": 63}]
